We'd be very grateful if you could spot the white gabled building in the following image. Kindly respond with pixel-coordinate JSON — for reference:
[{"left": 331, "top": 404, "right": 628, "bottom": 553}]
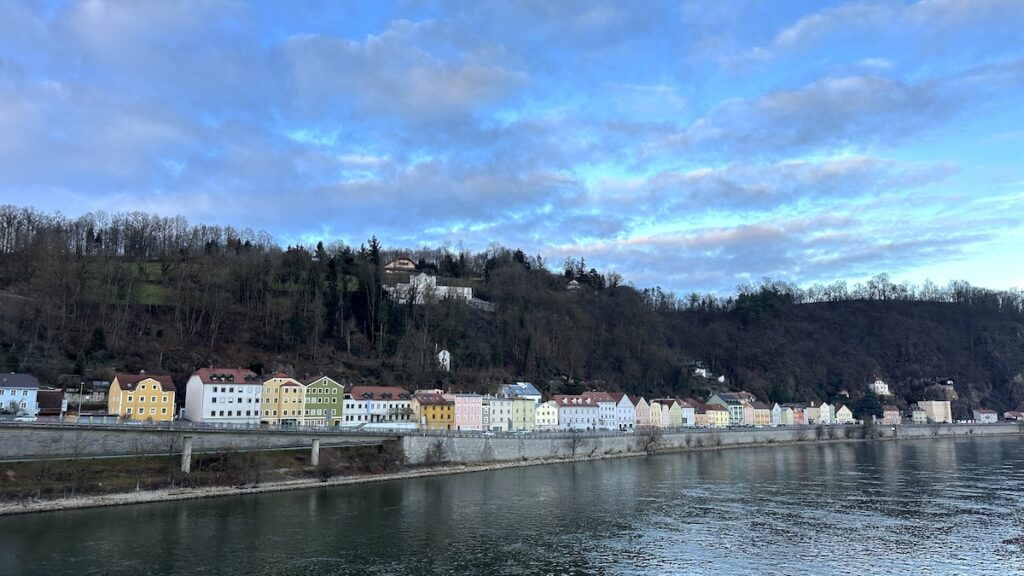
[
  {"left": 869, "top": 376, "right": 891, "bottom": 396},
  {"left": 344, "top": 386, "right": 415, "bottom": 429},
  {"left": 535, "top": 400, "right": 559, "bottom": 430},
  {"left": 553, "top": 395, "right": 599, "bottom": 430},
  {"left": 611, "top": 393, "right": 636, "bottom": 431},
  {"left": 582, "top": 391, "right": 617, "bottom": 430},
  {"left": 183, "top": 368, "right": 262, "bottom": 425}
]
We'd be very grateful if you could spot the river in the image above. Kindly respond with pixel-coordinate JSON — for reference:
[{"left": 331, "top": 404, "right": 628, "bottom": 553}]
[{"left": 2, "top": 436, "right": 1024, "bottom": 575}]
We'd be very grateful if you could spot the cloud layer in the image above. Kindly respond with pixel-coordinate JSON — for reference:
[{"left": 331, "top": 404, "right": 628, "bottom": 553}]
[{"left": 1, "top": 0, "right": 1023, "bottom": 292}]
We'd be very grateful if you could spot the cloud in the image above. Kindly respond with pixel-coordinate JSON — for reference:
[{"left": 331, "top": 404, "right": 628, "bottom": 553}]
[{"left": 281, "top": 19, "right": 528, "bottom": 123}]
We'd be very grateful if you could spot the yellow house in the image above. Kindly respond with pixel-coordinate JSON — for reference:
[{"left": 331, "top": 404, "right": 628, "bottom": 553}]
[
  {"left": 512, "top": 397, "right": 536, "bottom": 431},
  {"left": 260, "top": 374, "right": 306, "bottom": 426},
  {"left": 108, "top": 373, "right": 176, "bottom": 421},
  {"left": 752, "top": 401, "right": 772, "bottom": 426},
  {"left": 705, "top": 405, "right": 730, "bottom": 428},
  {"left": 413, "top": 393, "right": 454, "bottom": 430}
]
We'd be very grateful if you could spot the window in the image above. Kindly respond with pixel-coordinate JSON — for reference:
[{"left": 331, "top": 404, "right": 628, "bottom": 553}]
[
  {"left": 139, "top": 396, "right": 145, "bottom": 403},
  {"left": 162, "top": 396, "right": 168, "bottom": 403},
  {"left": 151, "top": 396, "right": 156, "bottom": 403},
  {"left": 150, "top": 408, "right": 156, "bottom": 414},
  {"left": 127, "top": 395, "right": 134, "bottom": 402},
  {"left": 210, "top": 411, "right": 215, "bottom": 417},
  {"left": 126, "top": 408, "right": 132, "bottom": 415},
  {"left": 161, "top": 408, "right": 167, "bottom": 414},
  {"left": 212, "top": 397, "right": 217, "bottom": 403},
  {"left": 219, "top": 411, "right": 224, "bottom": 416}
]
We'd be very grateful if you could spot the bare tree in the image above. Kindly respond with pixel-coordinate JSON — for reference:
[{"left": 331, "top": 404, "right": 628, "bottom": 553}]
[{"left": 640, "top": 426, "right": 664, "bottom": 455}]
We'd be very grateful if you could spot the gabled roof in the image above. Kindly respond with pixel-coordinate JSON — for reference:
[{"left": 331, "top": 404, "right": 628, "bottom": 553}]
[
  {"left": 973, "top": 408, "right": 996, "bottom": 414},
  {"left": 0, "top": 373, "right": 39, "bottom": 389},
  {"left": 552, "top": 394, "right": 598, "bottom": 408},
  {"left": 750, "top": 401, "right": 771, "bottom": 410},
  {"left": 608, "top": 392, "right": 627, "bottom": 403},
  {"left": 581, "top": 391, "right": 615, "bottom": 403},
  {"left": 114, "top": 373, "right": 176, "bottom": 392},
  {"left": 414, "top": 393, "right": 452, "bottom": 406},
  {"left": 883, "top": 405, "right": 900, "bottom": 412},
  {"left": 301, "top": 375, "right": 345, "bottom": 387},
  {"left": 351, "top": 386, "right": 412, "bottom": 401},
  {"left": 193, "top": 368, "right": 260, "bottom": 384}
]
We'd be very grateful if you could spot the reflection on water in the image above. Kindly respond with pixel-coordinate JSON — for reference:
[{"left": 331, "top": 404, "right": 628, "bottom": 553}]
[{"left": 2, "top": 437, "right": 1024, "bottom": 575}]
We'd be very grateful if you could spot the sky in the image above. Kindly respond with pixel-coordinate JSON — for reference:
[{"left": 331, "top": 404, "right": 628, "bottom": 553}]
[{"left": 1, "top": 0, "right": 1023, "bottom": 293}]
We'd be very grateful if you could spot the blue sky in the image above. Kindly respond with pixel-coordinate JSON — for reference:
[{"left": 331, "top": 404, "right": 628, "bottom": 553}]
[{"left": 1, "top": 0, "right": 1022, "bottom": 293}]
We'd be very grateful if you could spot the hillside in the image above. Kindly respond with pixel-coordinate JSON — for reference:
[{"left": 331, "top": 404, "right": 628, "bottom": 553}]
[{"left": 1, "top": 205, "right": 1023, "bottom": 418}]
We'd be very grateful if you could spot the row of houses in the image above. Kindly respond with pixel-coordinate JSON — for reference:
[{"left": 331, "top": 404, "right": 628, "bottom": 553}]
[{"left": 0, "top": 371, "right": 1011, "bottom": 431}]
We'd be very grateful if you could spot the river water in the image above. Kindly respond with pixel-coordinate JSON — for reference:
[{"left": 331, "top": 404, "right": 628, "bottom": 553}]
[{"left": 3, "top": 436, "right": 1024, "bottom": 575}]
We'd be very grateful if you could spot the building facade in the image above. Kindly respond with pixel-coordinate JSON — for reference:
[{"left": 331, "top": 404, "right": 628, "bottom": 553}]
[
  {"left": 413, "top": 393, "right": 454, "bottom": 430},
  {"left": 108, "top": 373, "right": 176, "bottom": 422},
  {"left": 0, "top": 373, "right": 39, "bottom": 418},
  {"left": 261, "top": 374, "right": 307, "bottom": 426},
  {"left": 345, "top": 386, "right": 414, "bottom": 428},
  {"left": 446, "top": 394, "right": 483, "bottom": 431},
  {"left": 302, "top": 376, "right": 346, "bottom": 427},
  {"left": 183, "top": 368, "right": 262, "bottom": 425}
]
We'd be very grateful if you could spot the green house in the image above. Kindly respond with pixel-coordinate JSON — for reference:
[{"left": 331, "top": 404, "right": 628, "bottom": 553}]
[{"left": 302, "top": 376, "right": 346, "bottom": 427}]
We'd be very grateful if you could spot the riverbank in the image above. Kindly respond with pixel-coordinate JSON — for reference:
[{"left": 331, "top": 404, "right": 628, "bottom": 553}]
[{"left": 3, "top": 425, "right": 1020, "bottom": 516}]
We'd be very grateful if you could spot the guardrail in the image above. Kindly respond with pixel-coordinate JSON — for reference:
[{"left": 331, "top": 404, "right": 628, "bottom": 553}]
[{"left": 1, "top": 419, "right": 1015, "bottom": 440}]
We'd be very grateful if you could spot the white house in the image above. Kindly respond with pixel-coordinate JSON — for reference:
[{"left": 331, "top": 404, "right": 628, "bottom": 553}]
[
  {"left": 611, "top": 393, "right": 636, "bottom": 431},
  {"left": 554, "top": 395, "right": 599, "bottom": 430},
  {"left": 771, "top": 403, "right": 783, "bottom": 426},
  {"left": 973, "top": 408, "right": 997, "bottom": 424},
  {"left": 384, "top": 273, "right": 472, "bottom": 305},
  {"left": 818, "top": 402, "right": 835, "bottom": 425},
  {"left": 344, "top": 386, "right": 415, "bottom": 429},
  {"left": 678, "top": 399, "right": 696, "bottom": 427},
  {"left": 835, "top": 405, "right": 855, "bottom": 424},
  {"left": 582, "top": 391, "right": 617, "bottom": 430},
  {"left": 869, "top": 377, "right": 891, "bottom": 396},
  {"left": 0, "top": 373, "right": 39, "bottom": 418},
  {"left": 183, "top": 368, "right": 262, "bottom": 425},
  {"left": 486, "top": 396, "right": 514, "bottom": 431},
  {"left": 535, "top": 401, "right": 559, "bottom": 429}
]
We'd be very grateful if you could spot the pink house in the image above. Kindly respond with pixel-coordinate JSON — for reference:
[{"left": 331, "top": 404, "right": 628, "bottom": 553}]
[
  {"left": 633, "top": 396, "right": 651, "bottom": 429},
  {"left": 444, "top": 393, "right": 483, "bottom": 431},
  {"left": 879, "top": 405, "right": 902, "bottom": 426}
]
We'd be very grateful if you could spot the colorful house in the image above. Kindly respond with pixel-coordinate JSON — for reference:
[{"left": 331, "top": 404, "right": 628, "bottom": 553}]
[
  {"left": 486, "top": 396, "right": 514, "bottom": 431},
  {"left": 512, "top": 397, "right": 536, "bottom": 431},
  {"left": 783, "top": 403, "right": 806, "bottom": 425},
  {"left": 183, "top": 368, "right": 262, "bottom": 425},
  {"left": 261, "top": 374, "right": 306, "bottom": 426},
  {"left": 302, "top": 376, "right": 346, "bottom": 427},
  {"left": 708, "top": 392, "right": 757, "bottom": 426},
  {"left": 751, "top": 401, "right": 772, "bottom": 426},
  {"left": 446, "top": 393, "right": 483, "bottom": 431},
  {"left": 535, "top": 400, "right": 559, "bottom": 429},
  {"left": 677, "top": 398, "right": 696, "bottom": 427},
  {"left": 108, "top": 373, "right": 176, "bottom": 422},
  {"left": 771, "top": 403, "right": 783, "bottom": 426},
  {"left": 413, "top": 393, "right": 454, "bottom": 430},
  {"left": 879, "top": 405, "right": 902, "bottom": 426},
  {"left": 633, "top": 396, "right": 651, "bottom": 429},
  {"left": 704, "top": 404, "right": 730, "bottom": 428}
]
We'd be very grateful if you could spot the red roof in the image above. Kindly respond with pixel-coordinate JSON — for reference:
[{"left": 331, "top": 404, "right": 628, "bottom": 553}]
[
  {"left": 414, "top": 393, "right": 452, "bottom": 406},
  {"left": 607, "top": 392, "right": 626, "bottom": 403},
  {"left": 193, "top": 368, "right": 260, "bottom": 385},
  {"left": 114, "top": 373, "right": 176, "bottom": 392},
  {"left": 351, "top": 386, "right": 411, "bottom": 401},
  {"left": 552, "top": 395, "right": 597, "bottom": 407},
  {"left": 581, "top": 391, "right": 615, "bottom": 402}
]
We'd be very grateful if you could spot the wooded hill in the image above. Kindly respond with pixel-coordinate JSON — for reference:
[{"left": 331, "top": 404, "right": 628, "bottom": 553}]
[{"left": 2, "top": 205, "right": 1023, "bottom": 417}]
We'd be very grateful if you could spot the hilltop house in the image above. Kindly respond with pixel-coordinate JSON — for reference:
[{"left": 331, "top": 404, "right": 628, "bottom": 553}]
[
  {"left": 108, "top": 373, "right": 176, "bottom": 422},
  {"left": 384, "top": 273, "right": 472, "bottom": 305},
  {"left": 183, "top": 368, "right": 262, "bottom": 425},
  {"left": 869, "top": 377, "right": 891, "bottom": 396},
  {"left": 383, "top": 257, "right": 418, "bottom": 274}
]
